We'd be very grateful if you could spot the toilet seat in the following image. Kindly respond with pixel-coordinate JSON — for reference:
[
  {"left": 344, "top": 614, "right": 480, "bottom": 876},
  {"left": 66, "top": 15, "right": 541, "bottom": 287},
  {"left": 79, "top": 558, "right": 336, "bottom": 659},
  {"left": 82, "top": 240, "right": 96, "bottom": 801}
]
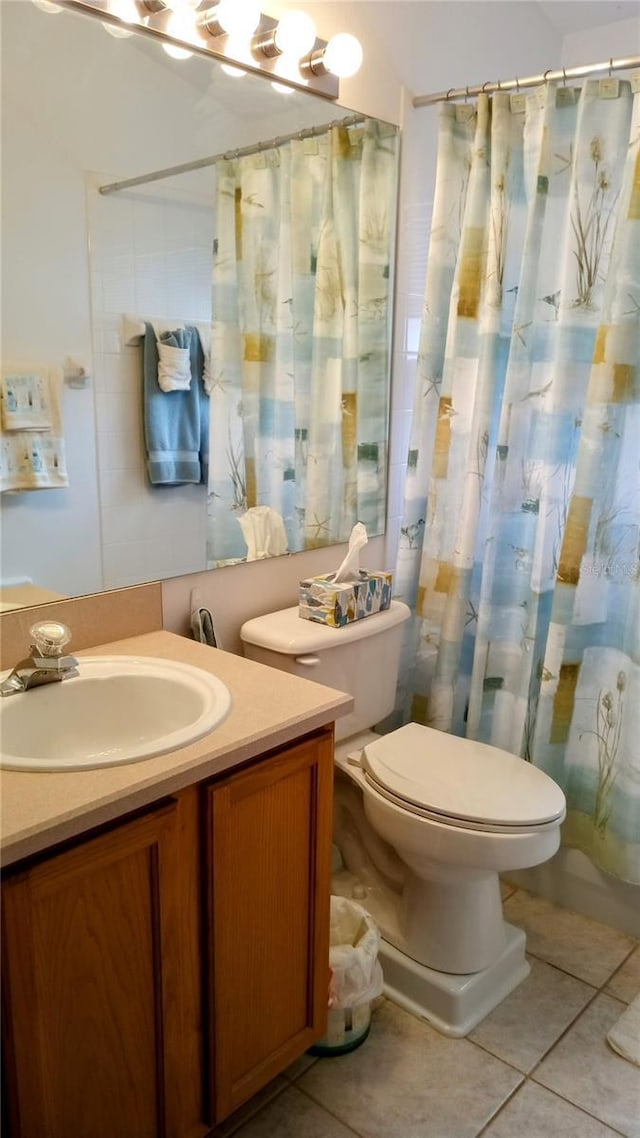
[{"left": 362, "top": 723, "right": 566, "bottom": 834}]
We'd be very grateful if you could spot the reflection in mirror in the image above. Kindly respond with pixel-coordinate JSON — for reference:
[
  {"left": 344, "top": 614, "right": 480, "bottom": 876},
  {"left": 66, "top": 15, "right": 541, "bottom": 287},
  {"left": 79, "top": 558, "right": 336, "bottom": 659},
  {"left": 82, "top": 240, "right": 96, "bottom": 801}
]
[
  {"left": 207, "top": 115, "right": 398, "bottom": 565},
  {"left": 0, "top": 0, "right": 399, "bottom": 609}
]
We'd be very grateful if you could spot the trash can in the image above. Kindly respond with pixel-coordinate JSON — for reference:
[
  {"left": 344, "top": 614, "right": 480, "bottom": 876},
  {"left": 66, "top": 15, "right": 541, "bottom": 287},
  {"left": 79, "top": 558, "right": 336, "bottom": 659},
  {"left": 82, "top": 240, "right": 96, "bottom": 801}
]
[{"left": 309, "top": 895, "right": 383, "bottom": 1057}]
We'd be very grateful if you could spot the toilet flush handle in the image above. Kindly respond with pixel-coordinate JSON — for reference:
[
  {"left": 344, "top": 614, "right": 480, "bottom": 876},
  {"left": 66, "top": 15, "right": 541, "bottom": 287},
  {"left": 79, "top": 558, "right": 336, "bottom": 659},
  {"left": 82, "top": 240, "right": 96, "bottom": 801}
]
[{"left": 295, "top": 655, "right": 320, "bottom": 667}]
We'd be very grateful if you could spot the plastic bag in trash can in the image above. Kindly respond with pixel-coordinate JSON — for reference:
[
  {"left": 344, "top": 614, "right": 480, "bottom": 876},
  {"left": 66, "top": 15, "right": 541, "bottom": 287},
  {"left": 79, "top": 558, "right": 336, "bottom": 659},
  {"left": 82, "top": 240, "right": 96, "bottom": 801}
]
[{"left": 328, "top": 895, "right": 384, "bottom": 1009}]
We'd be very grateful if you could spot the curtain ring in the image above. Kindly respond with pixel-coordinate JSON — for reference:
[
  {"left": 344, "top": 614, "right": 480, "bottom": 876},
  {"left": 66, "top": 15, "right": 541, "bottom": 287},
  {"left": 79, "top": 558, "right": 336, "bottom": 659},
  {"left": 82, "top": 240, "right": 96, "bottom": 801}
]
[
  {"left": 543, "top": 69, "right": 552, "bottom": 85},
  {"left": 446, "top": 88, "right": 455, "bottom": 101},
  {"left": 482, "top": 80, "right": 491, "bottom": 93},
  {"left": 562, "top": 68, "right": 567, "bottom": 86},
  {"left": 515, "top": 76, "right": 520, "bottom": 93},
  {"left": 609, "top": 58, "right": 613, "bottom": 77},
  {"left": 465, "top": 85, "right": 470, "bottom": 103}
]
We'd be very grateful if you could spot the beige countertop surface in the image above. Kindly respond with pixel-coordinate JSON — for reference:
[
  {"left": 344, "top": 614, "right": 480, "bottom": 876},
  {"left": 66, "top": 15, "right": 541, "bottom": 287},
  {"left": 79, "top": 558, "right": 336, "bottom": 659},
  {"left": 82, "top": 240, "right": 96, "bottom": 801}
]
[{"left": 0, "top": 630, "right": 352, "bottom": 868}]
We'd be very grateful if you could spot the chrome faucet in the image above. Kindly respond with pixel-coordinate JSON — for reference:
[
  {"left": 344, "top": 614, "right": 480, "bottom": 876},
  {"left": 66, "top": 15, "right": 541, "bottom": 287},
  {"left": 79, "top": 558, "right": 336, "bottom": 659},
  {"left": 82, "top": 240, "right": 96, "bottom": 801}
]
[{"left": 0, "top": 621, "right": 78, "bottom": 697}]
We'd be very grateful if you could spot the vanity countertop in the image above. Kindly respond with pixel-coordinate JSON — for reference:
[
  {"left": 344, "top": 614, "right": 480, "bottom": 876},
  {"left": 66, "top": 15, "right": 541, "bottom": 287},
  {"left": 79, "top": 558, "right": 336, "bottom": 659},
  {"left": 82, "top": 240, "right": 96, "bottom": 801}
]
[{"left": 0, "top": 630, "right": 352, "bottom": 868}]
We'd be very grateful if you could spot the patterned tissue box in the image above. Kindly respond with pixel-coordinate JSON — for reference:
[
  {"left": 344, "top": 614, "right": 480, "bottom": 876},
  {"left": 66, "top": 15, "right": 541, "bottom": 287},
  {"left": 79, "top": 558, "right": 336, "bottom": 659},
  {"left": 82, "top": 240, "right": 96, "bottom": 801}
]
[{"left": 298, "top": 570, "right": 393, "bottom": 628}]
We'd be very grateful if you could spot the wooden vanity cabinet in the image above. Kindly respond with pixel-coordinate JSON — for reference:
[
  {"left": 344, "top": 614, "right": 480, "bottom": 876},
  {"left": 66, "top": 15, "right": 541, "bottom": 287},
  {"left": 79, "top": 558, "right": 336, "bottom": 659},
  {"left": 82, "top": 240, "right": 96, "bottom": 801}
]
[
  {"left": 1, "top": 789, "right": 206, "bottom": 1138},
  {"left": 1, "top": 727, "right": 334, "bottom": 1138},
  {"left": 207, "top": 728, "right": 334, "bottom": 1123}
]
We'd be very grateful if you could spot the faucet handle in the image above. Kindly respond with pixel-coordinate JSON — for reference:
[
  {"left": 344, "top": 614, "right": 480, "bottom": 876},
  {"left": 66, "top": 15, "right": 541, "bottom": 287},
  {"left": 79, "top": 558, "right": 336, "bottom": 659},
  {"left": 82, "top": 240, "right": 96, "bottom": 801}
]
[{"left": 30, "top": 621, "right": 72, "bottom": 658}]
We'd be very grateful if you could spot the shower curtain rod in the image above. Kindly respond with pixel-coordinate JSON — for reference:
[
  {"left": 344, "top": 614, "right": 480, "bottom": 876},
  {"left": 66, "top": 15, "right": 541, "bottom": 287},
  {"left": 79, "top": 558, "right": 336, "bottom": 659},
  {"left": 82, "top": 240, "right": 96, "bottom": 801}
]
[
  {"left": 99, "top": 113, "right": 367, "bottom": 196},
  {"left": 413, "top": 55, "right": 640, "bottom": 107}
]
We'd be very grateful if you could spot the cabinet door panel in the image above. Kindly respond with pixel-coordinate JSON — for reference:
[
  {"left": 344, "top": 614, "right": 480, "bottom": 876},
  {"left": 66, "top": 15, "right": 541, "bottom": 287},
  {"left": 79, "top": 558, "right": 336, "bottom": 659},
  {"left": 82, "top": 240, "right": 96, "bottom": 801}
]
[
  {"left": 208, "top": 730, "right": 333, "bottom": 1122},
  {"left": 2, "top": 798, "right": 201, "bottom": 1138}
]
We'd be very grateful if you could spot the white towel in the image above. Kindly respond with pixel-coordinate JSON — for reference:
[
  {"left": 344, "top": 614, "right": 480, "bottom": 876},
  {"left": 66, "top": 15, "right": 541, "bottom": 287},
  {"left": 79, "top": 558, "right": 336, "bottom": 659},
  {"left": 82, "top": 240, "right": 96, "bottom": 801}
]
[
  {"left": 1, "top": 372, "right": 52, "bottom": 430},
  {"left": 156, "top": 341, "right": 192, "bottom": 392},
  {"left": 607, "top": 993, "right": 640, "bottom": 1067},
  {"left": 237, "top": 506, "right": 288, "bottom": 561},
  {"left": 0, "top": 362, "right": 68, "bottom": 491}
]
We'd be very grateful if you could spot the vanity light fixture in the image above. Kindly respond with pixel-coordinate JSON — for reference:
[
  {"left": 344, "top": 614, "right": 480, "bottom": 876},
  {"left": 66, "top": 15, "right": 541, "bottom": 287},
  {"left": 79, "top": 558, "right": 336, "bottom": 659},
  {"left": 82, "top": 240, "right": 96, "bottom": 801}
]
[{"left": 39, "top": 0, "right": 363, "bottom": 97}]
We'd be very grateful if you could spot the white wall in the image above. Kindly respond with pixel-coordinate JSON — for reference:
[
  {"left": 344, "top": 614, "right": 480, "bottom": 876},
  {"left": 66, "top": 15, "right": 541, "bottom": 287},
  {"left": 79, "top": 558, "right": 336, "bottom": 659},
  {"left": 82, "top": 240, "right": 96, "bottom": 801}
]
[{"left": 561, "top": 14, "right": 640, "bottom": 66}]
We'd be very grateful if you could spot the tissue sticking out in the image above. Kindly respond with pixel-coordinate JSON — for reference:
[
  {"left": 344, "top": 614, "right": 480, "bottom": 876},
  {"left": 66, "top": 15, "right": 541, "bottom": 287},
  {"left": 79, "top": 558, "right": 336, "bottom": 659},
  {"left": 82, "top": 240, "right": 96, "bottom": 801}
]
[
  {"left": 298, "top": 523, "right": 392, "bottom": 628},
  {"left": 334, "top": 522, "right": 368, "bottom": 583}
]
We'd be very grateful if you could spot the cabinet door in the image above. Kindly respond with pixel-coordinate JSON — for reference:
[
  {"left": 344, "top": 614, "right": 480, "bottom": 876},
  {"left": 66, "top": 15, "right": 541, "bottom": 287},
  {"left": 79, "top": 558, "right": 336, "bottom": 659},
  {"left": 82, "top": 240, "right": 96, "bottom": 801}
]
[
  {"left": 2, "top": 793, "right": 205, "bottom": 1138},
  {"left": 207, "top": 729, "right": 334, "bottom": 1122}
]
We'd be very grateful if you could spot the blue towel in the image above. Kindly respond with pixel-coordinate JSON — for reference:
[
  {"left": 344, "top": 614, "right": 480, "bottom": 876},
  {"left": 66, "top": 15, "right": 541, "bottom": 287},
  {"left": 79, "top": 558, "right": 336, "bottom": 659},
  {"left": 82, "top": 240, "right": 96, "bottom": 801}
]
[{"left": 143, "top": 324, "right": 209, "bottom": 485}]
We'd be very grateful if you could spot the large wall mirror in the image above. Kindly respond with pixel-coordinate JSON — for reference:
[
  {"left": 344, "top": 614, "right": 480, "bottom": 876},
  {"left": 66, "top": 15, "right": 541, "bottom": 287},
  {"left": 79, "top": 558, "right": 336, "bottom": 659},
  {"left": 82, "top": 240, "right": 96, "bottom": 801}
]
[{"left": 0, "top": 1, "right": 399, "bottom": 611}]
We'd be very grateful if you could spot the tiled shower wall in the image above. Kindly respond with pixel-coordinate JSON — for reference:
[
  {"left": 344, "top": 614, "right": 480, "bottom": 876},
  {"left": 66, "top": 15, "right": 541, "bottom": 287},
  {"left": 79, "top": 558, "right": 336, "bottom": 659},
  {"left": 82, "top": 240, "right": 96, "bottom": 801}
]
[
  {"left": 87, "top": 176, "right": 215, "bottom": 589},
  {"left": 383, "top": 100, "right": 437, "bottom": 574}
]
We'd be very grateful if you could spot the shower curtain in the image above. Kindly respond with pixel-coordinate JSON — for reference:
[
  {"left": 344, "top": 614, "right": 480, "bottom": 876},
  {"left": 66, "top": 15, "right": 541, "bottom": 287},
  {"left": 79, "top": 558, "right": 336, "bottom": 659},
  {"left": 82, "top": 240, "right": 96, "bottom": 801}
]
[
  {"left": 396, "top": 79, "right": 640, "bottom": 883},
  {"left": 207, "top": 118, "right": 398, "bottom": 564}
]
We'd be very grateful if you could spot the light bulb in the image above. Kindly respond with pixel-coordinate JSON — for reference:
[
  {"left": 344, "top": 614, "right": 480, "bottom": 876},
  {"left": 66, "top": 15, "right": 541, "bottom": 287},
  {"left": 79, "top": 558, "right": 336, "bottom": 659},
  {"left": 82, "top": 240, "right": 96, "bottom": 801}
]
[
  {"left": 322, "top": 33, "right": 363, "bottom": 79},
  {"left": 273, "top": 11, "right": 316, "bottom": 58},
  {"left": 32, "top": 0, "right": 63, "bottom": 12},
  {"left": 102, "top": 0, "right": 139, "bottom": 38},
  {"left": 215, "top": 0, "right": 261, "bottom": 37},
  {"left": 163, "top": 8, "right": 197, "bottom": 58}
]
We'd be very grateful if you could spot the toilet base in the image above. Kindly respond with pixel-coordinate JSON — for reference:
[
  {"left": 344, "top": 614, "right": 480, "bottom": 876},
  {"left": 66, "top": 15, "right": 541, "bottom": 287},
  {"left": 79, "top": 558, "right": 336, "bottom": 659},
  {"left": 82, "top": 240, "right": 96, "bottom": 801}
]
[{"left": 378, "top": 922, "right": 529, "bottom": 1037}]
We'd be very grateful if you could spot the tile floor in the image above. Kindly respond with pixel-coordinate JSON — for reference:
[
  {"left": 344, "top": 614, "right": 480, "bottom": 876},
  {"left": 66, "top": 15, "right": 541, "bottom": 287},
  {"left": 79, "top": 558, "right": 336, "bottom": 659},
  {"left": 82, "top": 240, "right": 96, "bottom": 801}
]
[{"left": 215, "top": 887, "right": 640, "bottom": 1138}]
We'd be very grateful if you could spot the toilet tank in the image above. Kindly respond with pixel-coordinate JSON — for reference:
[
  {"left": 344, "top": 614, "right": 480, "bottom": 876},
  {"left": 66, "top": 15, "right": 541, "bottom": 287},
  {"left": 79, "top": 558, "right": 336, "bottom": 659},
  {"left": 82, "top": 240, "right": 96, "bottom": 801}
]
[{"left": 240, "top": 600, "right": 411, "bottom": 741}]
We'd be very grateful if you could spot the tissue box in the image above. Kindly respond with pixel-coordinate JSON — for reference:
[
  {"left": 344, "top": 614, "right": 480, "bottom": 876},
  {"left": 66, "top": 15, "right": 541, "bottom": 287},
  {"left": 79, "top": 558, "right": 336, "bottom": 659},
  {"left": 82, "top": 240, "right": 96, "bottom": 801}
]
[{"left": 299, "top": 570, "right": 393, "bottom": 628}]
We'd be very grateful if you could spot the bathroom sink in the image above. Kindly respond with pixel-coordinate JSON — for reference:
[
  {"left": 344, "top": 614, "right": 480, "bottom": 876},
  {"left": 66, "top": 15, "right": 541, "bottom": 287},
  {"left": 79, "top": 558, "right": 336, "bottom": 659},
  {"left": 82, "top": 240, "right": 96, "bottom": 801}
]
[{"left": 0, "top": 656, "right": 232, "bottom": 772}]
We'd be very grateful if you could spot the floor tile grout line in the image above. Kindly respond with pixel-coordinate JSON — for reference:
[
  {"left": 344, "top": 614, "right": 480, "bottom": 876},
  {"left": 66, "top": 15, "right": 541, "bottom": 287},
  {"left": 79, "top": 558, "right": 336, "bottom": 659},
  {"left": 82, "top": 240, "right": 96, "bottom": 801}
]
[
  {"left": 466, "top": 977, "right": 597, "bottom": 1080},
  {"left": 601, "top": 941, "right": 639, "bottom": 998},
  {"left": 524, "top": 984, "right": 633, "bottom": 1137},
  {"left": 525, "top": 981, "right": 605, "bottom": 1081},
  {"left": 475, "top": 1074, "right": 630, "bottom": 1138},
  {"left": 524, "top": 944, "right": 634, "bottom": 990},
  {"left": 465, "top": 953, "right": 602, "bottom": 1077},
  {"left": 526, "top": 1078, "right": 630, "bottom": 1138},
  {"left": 474, "top": 1076, "right": 526, "bottom": 1138},
  {"left": 293, "top": 1080, "right": 369, "bottom": 1138}
]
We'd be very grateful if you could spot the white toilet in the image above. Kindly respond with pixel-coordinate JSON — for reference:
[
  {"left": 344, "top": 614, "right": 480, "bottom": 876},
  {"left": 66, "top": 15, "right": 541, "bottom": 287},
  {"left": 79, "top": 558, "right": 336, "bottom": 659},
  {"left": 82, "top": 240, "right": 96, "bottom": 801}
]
[{"left": 240, "top": 600, "right": 566, "bottom": 1036}]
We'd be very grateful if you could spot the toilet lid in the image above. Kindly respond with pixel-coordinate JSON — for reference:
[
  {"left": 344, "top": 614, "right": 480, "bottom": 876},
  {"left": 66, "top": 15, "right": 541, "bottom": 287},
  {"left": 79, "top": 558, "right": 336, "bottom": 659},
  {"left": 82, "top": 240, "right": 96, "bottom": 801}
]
[{"left": 362, "top": 723, "right": 566, "bottom": 829}]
